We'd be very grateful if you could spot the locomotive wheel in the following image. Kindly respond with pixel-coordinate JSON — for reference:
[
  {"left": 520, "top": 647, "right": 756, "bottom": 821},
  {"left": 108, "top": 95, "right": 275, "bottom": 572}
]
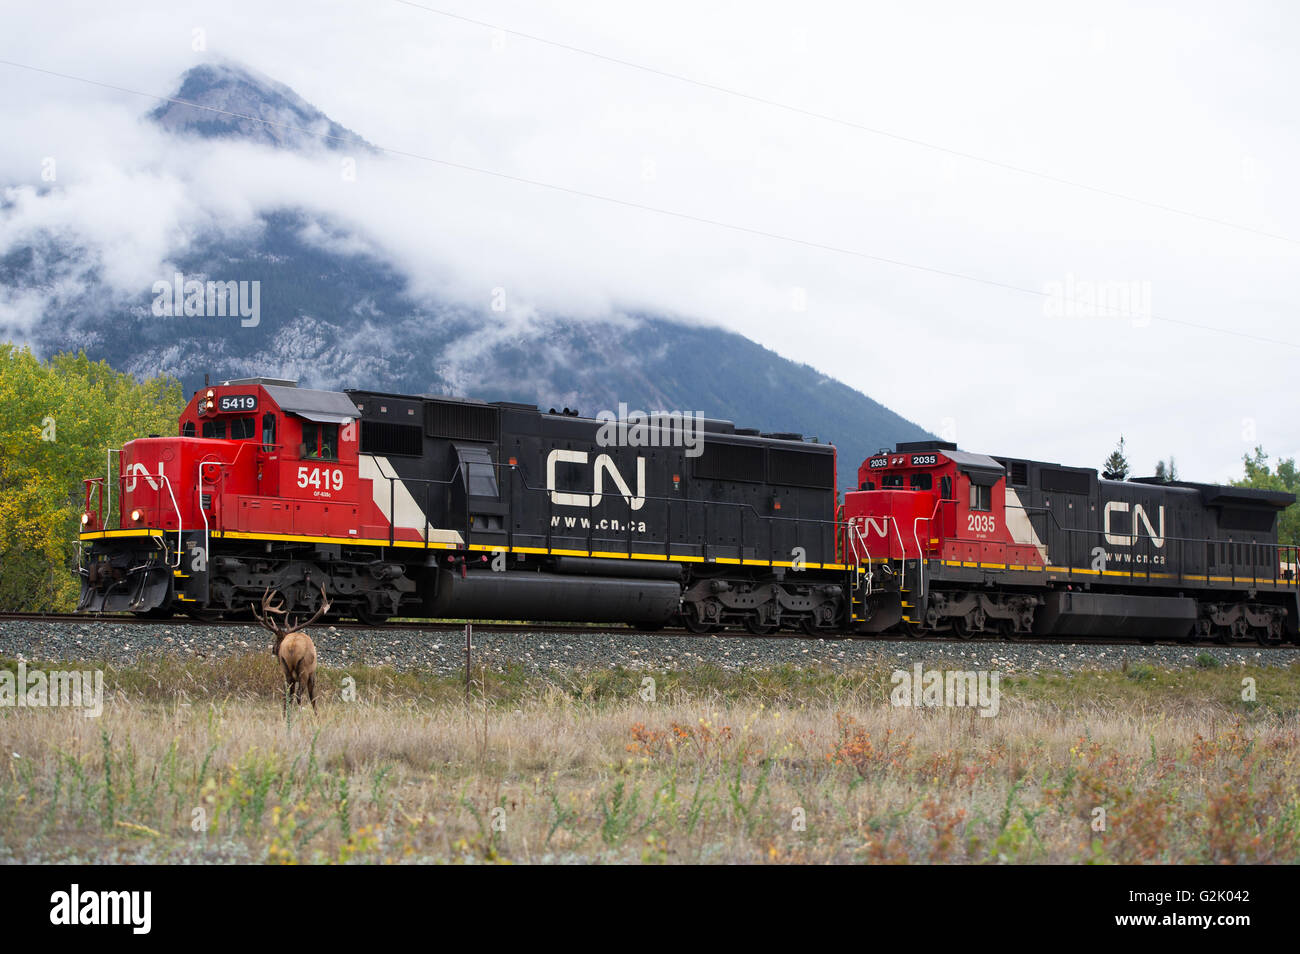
[
  {"left": 995, "top": 619, "right": 1019, "bottom": 640},
  {"left": 744, "top": 615, "right": 775, "bottom": 635},
  {"left": 355, "top": 606, "right": 390, "bottom": 626},
  {"left": 1253, "top": 625, "right": 1283, "bottom": 647},
  {"left": 1211, "top": 626, "right": 1231, "bottom": 645},
  {"left": 901, "top": 620, "right": 925, "bottom": 639},
  {"left": 682, "top": 604, "right": 713, "bottom": 634},
  {"left": 951, "top": 616, "right": 976, "bottom": 640},
  {"left": 800, "top": 617, "right": 823, "bottom": 636}
]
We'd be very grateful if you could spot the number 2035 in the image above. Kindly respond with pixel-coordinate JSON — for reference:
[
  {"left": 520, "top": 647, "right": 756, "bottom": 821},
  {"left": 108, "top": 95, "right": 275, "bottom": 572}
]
[{"left": 967, "top": 514, "right": 995, "bottom": 533}]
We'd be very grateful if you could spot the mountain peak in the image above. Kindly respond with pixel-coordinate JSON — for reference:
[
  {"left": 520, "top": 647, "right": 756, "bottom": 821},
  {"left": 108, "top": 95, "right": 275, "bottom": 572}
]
[{"left": 149, "top": 60, "right": 373, "bottom": 153}]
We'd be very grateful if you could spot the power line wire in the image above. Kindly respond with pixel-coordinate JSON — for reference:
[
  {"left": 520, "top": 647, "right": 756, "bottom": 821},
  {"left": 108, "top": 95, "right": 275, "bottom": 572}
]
[
  {"left": 390, "top": 0, "right": 1300, "bottom": 249},
  {"left": 1, "top": 57, "right": 1296, "bottom": 350}
]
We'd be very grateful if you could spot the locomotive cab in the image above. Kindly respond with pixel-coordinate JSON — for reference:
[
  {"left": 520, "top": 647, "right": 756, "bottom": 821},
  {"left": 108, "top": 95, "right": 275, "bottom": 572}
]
[
  {"left": 842, "top": 441, "right": 1050, "bottom": 634},
  {"left": 845, "top": 441, "right": 1051, "bottom": 572},
  {"left": 77, "top": 378, "right": 367, "bottom": 613}
]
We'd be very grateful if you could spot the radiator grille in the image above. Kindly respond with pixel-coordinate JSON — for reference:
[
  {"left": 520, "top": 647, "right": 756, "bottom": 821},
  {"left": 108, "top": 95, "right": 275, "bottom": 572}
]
[
  {"left": 767, "top": 448, "right": 835, "bottom": 489},
  {"left": 693, "top": 442, "right": 764, "bottom": 483},
  {"left": 425, "top": 402, "right": 499, "bottom": 442},
  {"left": 360, "top": 421, "right": 424, "bottom": 457}
]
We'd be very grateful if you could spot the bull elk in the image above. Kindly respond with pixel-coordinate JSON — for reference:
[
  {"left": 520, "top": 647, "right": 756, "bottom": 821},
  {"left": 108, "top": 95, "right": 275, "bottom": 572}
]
[{"left": 251, "top": 584, "right": 330, "bottom": 713}]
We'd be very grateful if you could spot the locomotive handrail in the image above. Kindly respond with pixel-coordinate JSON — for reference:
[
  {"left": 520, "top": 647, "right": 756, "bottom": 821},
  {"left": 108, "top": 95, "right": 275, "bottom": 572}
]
[
  {"left": 156, "top": 474, "right": 184, "bottom": 568},
  {"left": 105, "top": 447, "right": 120, "bottom": 528},
  {"left": 846, "top": 520, "right": 873, "bottom": 594},
  {"left": 891, "top": 515, "right": 908, "bottom": 570},
  {"left": 364, "top": 456, "right": 848, "bottom": 566},
  {"left": 190, "top": 462, "right": 210, "bottom": 572},
  {"left": 1012, "top": 502, "right": 1294, "bottom": 590},
  {"left": 195, "top": 452, "right": 229, "bottom": 546},
  {"left": 912, "top": 496, "right": 946, "bottom": 601},
  {"left": 82, "top": 477, "right": 105, "bottom": 532},
  {"left": 514, "top": 468, "right": 842, "bottom": 540}
]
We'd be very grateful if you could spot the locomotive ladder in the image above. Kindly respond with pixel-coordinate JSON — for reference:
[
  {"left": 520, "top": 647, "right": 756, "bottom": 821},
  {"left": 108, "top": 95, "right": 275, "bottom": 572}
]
[
  {"left": 844, "top": 517, "right": 919, "bottom": 627},
  {"left": 845, "top": 521, "right": 872, "bottom": 624}
]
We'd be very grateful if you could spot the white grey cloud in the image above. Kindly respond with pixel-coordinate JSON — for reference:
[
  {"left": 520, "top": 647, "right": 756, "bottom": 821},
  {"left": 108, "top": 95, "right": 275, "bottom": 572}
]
[{"left": 1, "top": 0, "right": 1298, "bottom": 480}]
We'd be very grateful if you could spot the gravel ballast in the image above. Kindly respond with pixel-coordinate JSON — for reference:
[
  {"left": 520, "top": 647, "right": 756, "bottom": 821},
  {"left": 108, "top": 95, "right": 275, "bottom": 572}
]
[{"left": 1, "top": 619, "right": 1297, "bottom": 675}]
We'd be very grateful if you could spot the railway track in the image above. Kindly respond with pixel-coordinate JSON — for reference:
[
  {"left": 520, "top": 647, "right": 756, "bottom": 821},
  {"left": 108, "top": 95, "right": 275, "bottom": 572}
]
[
  {"left": 0, "top": 610, "right": 1293, "bottom": 650},
  {"left": 0, "top": 611, "right": 609, "bottom": 636}
]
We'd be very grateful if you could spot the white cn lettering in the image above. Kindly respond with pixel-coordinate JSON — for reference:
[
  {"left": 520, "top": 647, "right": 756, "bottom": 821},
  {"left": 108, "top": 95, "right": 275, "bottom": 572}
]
[
  {"left": 123, "top": 463, "right": 164, "bottom": 492},
  {"left": 1103, "top": 501, "right": 1165, "bottom": 548},
  {"left": 546, "top": 449, "right": 645, "bottom": 510}
]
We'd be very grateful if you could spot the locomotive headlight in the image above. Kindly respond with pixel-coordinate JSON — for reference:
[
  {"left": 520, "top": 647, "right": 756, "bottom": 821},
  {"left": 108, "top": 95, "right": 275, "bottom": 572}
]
[
  {"left": 130, "top": 509, "right": 142, "bottom": 522},
  {"left": 206, "top": 389, "right": 215, "bottom": 399},
  {"left": 80, "top": 513, "right": 90, "bottom": 525}
]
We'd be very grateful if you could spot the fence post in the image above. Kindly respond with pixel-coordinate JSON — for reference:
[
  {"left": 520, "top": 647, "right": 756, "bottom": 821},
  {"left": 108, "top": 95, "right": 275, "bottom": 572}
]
[{"left": 464, "top": 622, "right": 472, "bottom": 703}]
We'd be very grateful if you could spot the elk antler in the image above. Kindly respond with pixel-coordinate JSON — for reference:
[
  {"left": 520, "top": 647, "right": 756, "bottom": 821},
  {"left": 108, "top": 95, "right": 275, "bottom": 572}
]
[
  {"left": 250, "top": 588, "right": 289, "bottom": 636},
  {"left": 282, "top": 583, "right": 332, "bottom": 635}
]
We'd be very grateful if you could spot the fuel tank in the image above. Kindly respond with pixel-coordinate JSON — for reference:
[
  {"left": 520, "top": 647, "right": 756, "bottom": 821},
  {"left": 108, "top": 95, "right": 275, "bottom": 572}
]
[
  {"left": 427, "top": 569, "right": 680, "bottom": 624},
  {"left": 1033, "top": 591, "right": 1197, "bottom": 640}
]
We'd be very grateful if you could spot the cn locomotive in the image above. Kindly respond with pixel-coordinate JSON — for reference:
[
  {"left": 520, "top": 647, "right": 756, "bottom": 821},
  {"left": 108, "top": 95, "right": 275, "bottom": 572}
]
[
  {"left": 846, "top": 444, "right": 1298, "bottom": 644},
  {"left": 75, "top": 378, "right": 1300, "bottom": 644}
]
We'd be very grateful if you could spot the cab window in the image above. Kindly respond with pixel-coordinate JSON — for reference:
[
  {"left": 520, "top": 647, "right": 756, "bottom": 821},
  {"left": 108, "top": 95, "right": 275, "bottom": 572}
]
[
  {"left": 201, "top": 418, "right": 255, "bottom": 440},
  {"left": 261, "top": 413, "right": 277, "bottom": 452},
  {"left": 301, "top": 422, "right": 340, "bottom": 460},
  {"left": 881, "top": 474, "right": 905, "bottom": 488},
  {"left": 970, "top": 483, "right": 992, "bottom": 512},
  {"left": 910, "top": 473, "right": 932, "bottom": 491}
]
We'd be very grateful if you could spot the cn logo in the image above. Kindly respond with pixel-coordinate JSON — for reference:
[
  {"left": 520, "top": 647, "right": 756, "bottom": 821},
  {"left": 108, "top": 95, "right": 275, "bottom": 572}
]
[
  {"left": 1103, "top": 501, "right": 1165, "bottom": 548},
  {"left": 546, "top": 449, "right": 645, "bottom": 510},
  {"left": 124, "top": 463, "right": 164, "bottom": 492},
  {"left": 853, "top": 516, "right": 890, "bottom": 538}
]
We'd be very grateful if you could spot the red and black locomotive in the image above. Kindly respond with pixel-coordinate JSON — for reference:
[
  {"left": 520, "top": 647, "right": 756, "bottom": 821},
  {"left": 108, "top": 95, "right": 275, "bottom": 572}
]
[
  {"left": 77, "top": 378, "right": 1300, "bottom": 643},
  {"left": 78, "top": 378, "right": 847, "bottom": 633},
  {"left": 845, "top": 443, "right": 1298, "bottom": 644}
]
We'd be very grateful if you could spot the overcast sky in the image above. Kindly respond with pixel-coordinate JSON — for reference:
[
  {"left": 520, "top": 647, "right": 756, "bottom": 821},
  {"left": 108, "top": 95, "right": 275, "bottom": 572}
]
[{"left": 2, "top": 0, "right": 1298, "bottom": 482}]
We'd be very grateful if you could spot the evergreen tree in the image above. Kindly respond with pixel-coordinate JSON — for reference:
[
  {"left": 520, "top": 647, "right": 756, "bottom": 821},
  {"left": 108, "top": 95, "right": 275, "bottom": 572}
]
[{"left": 1102, "top": 436, "right": 1129, "bottom": 481}]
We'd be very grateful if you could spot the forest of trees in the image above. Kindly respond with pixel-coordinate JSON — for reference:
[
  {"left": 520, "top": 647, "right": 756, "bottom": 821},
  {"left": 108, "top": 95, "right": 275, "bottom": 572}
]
[{"left": 0, "top": 346, "right": 183, "bottom": 611}]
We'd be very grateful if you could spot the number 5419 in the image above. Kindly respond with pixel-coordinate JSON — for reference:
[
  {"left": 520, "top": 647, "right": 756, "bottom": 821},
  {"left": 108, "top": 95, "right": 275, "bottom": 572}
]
[{"left": 297, "top": 466, "right": 343, "bottom": 491}]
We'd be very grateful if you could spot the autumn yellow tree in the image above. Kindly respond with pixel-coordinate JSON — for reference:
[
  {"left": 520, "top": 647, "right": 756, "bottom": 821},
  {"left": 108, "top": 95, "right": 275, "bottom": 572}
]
[{"left": 0, "top": 346, "right": 184, "bottom": 610}]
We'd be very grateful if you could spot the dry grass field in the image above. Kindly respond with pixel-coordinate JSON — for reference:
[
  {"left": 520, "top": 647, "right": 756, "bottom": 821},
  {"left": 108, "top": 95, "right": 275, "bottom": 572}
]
[{"left": 1, "top": 652, "right": 1298, "bottom": 864}]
